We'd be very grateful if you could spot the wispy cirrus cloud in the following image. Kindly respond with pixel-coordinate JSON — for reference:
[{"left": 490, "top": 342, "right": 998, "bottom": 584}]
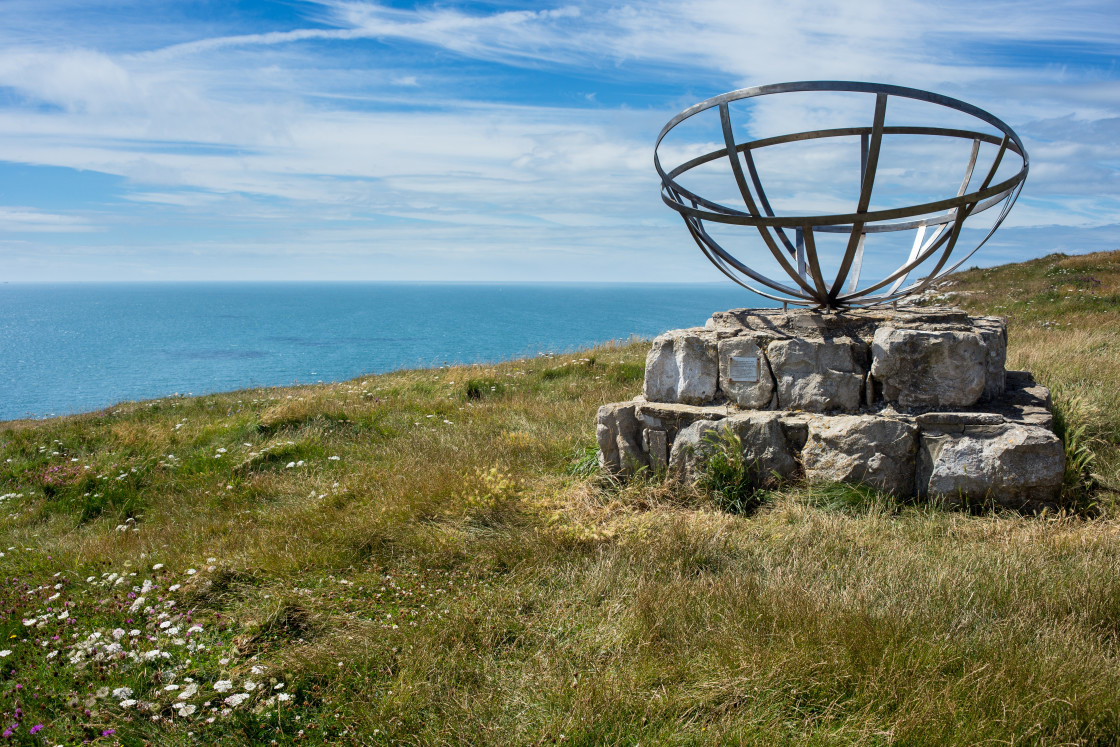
[
  {"left": 0, "top": 0, "right": 1116, "bottom": 281},
  {"left": 0, "top": 207, "right": 100, "bottom": 233}
]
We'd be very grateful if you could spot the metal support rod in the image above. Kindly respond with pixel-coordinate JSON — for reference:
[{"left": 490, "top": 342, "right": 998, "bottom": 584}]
[{"left": 654, "top": 81, "right": 1028, "bottom": 309}]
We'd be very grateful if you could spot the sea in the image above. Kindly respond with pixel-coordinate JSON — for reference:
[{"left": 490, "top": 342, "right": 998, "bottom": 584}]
[{"left": 0, "top": 282, "right": 775, "bottom": 421}]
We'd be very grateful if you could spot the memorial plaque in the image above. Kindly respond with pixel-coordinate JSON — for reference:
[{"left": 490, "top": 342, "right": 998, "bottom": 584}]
[{"left": 729, "top": 355, "right": 759, "bottom": 383}]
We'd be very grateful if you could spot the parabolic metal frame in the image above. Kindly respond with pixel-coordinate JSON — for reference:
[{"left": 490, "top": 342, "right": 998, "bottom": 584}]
[{"left": 654, "top": 81, "right": 1029, "bottom": 309}]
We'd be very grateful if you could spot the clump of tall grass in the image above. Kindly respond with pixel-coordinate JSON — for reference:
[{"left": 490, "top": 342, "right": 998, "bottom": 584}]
[
  {"left": 462, "top": 466, "right": 523, "bottom": 525},
  {"left": 695, "top": 429, "right": 771, "bottom": 515},
  {"left": 1051, "top": 384, "right": 1100, "bottom": 509}
]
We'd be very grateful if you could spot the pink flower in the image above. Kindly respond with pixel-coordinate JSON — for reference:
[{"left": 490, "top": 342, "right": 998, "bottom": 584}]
[{"left": 29, "top": 724, "right": 43, "bottom": 734}]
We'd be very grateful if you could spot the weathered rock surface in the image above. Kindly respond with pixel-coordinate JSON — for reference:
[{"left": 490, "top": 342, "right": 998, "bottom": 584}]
[
  {"left": 995, "top": 370, "right": 1054, "bottom": 429},
  {"left": 596, "top": 400, "right": 646, "bottom": 476},
  {"left": 595, "top": 307, "right": 1061, "bottom": 512},
  {"left": 635, "top": 400, "right": 728, "bottom": 440},
  {"left": 802, "top": 415, "right": 918, "bottom": 496},
  {"left": 914, "top": 411, "right": 1005, "bottom": 432},
  {"left": 717, "top": 337, "right": 776, "bottom": 408},
  {"left": 871, "top": 327, "right": 987, "bottom": 408},
  {"left": 668, "top": 411, "right": 798, "bottom": 482},
  {"left": 768, "top": 338, "right": 868, "bottom": 412},
  {"left": 918, "top": 423, "right": 1064, "bottom": 509},
  {"left": 708, "top": 306, "right": 975, "bottom": 341},
  {"left": 974, "top": 316, "right": 1008, "bottom": 401},
  {"left": 643, "top": 329, "right": 718, "bottom": 405},
  {"left": 723, "top": 412, "right": 800, "bottom": 480},
  {"left": 636, "top": 400, "right": 728, "bottom": 469},
  {"left": 666, "top": 419, "right": 722, "bottom": 480}
]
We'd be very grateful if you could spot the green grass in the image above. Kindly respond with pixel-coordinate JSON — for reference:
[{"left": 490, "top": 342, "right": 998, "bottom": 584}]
[{"left": 1, "top": 254, "right": 1119, "bottom": 745}]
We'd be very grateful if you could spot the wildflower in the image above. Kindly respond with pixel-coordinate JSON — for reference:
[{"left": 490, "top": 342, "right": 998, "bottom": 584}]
[
  {"left": 277, "top": 692, "right": 292, "bottom": 702},
  {"left": 224, "top": 693, "right": 250, "bottom": 707},
  {"left": 186, "top": 569, "right": 197, "bottom": 575},
  {"left": 177, "top": 704, "right": 197, "bottom": 717},
  {"left": 328, "top": 455, "right": 340, "bottom": 461},
  {"left": 112, "top": 686, "right": 133, "bottom": 699},
  {"left": 0, "top": 650, "right": 10, "bottom": 657},
  {"left": 164, "top": 684, "right": 180, "bottom": 692},
  {"left": 29, "top": 724, "right": 43, "bottom": 734},
  {"left": 120, "top": 699, "right": 137, "bottom": 708},
  {"left": 213, "top": 680, "right": 233, "bottom": 693},
  {"left": 250, "top": 665, "right": 265, "bottom": 675},
  {"left": 243, "top": 681, "right": 258, "bottom": 691},
  {"left": 169, "top": 584, "right": 181, "bottom": 592},
  {"left": 178, "top": 683, "right": 198, "bottom": 699},
  {"left": 152, "top": 563, "right": 164, "bottom": 570},
  {"left": 102, "top": 729, "right": 116, "bottom": 737}
]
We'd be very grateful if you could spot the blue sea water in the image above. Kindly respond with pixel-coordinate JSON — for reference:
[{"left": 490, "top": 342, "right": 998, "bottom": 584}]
[{"left": 0, "top": 283, "right": 775, "bottom": 421}]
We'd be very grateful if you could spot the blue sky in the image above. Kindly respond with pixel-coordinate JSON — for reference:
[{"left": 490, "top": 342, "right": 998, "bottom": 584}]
[{"left": 0, "top": 0, "right": 1117, "bottom": 283}]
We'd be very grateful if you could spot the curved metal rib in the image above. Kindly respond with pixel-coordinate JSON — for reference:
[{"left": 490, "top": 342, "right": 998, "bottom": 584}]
[{"left": 654, "top": 81, "right": 1029, "bottom": 308}]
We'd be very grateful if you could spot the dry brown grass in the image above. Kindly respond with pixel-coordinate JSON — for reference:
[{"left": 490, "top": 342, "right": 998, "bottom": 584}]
[{"left": 2, "top": 259, "right": 1120, "bottom": 744}]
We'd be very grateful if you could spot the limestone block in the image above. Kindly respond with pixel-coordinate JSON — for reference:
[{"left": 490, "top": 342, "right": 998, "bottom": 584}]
[
  {"left": 914, "top": 412, "right": 1005, "bottom": 433},
  {"left": 918, "top": 423, "right": 1064, "bottom": 509},
  {"left": 718, "top": 337, "right": 775, "bottom": 408},
  {"left": 596, "top": 400, "right": 647, "bottom": 476},
  {"left": 643, "top": 329, "right": 718, "bottom": 405},
  {"left": 723, "top": 412, "right": 799, "bottom": 480},
  {"left": 996, "top": 371, "right": 1054, "bottom": 430},
  {"left": 767, "top": 338, "right": 868, "bottom": 412},
  {"left": 667, "top": 419, "right": 722, "bottom": 480},
  {"left": 974, "top": 316, "right": 1008, "bottom": 401},
  {"left": 668, "top": 411, "right": 797, "bottom": 482},
  {"left": 871, "top": 328, "right": 987, "bottom": 408},
  {"left": 635, "top": 400, "right": 727, "bottom": 445},
  {"left": 802, "top": 415, "right": 918, "bottom": 496}
]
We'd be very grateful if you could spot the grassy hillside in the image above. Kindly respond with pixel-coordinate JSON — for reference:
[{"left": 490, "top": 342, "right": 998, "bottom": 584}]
[{"left": 1, "top": 251, "right": 1119, "bottom": 746}]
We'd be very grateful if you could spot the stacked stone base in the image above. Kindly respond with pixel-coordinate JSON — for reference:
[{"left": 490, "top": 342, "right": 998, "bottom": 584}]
[{"left": 597, "top": 307, "right": 1065, "bottom": 511}]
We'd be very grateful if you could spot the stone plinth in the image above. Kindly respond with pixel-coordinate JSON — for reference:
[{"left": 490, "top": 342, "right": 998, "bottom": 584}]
[{"left": 597, "top": 306, "right": 1064, "bottom": 511}]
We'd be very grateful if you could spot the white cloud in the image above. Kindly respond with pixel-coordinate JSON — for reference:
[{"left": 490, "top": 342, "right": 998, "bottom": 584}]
[
  {"left": 0, "top": 0, "right": 1115, "bottom": 280},
  {"left": 0, "top": 207, "right": 99, "bottom": 232}
]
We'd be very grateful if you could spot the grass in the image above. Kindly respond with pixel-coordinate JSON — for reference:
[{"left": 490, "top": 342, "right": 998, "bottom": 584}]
[{"left": 0, "top": 252, "right": 1119, "bottom": 745}]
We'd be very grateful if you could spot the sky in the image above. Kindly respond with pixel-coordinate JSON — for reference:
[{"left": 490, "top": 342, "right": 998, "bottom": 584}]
[{"left": 0, "top": 0, "right": 1117, "bottom": 284}]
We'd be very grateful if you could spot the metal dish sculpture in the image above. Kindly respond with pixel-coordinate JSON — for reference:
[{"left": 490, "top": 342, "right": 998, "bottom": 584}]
[{"left": 655, "top": 81, "right": 1028, "bottom": 309}]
